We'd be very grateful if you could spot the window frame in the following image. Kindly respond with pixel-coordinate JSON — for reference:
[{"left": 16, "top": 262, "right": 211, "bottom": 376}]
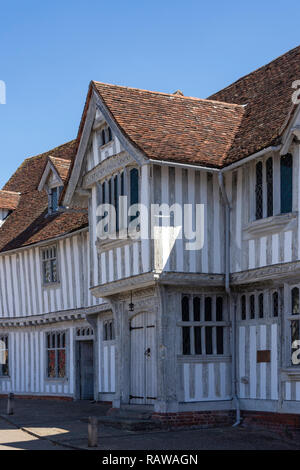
[
  {"left": 0, "top": 335, "right": 9, "bottom": 378},
  {"left": 97, "top": 166, "right": 140, "bottom": 238},
  {"left": 45, "top": 330, "right": 67, "bottom": 380},
  {"left": 178, "top": 294, "right": 230, "bottom": 357},
  {"left": 103, "top": 319, "right": 115, "bottom": 342},
  {"left": 280, "top": 153, "right": 293, "bottom": 215},
  {"left": 287, "top": 285, "right": 300, "bottom": 367},
  {"left": 41, "top": 244, "right": 60, "bottom": 286}
]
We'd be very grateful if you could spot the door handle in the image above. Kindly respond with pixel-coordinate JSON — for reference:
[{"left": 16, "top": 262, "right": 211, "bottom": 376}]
[{"left": 144, "top": 348, "right": 151, "bottom": 358}]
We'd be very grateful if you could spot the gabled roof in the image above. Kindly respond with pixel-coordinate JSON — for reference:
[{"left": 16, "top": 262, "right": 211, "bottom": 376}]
[
  {"left": 91, "top": 81, "right": 245, "bottom": 168},
  {"left": 38, "top": 156, "right": 71, "bottom": 192},
  {"left": 209, "top": 45, "right": 300, "bottom": 165},
  {"left": 0, "top": 141, "right": 88, "bottom": 253},
  {"left": 0, "top": 190, "right": 20, "bottom": 210},
  {"left": 48, "top": 156, "right": 71, "bottom": 182}
]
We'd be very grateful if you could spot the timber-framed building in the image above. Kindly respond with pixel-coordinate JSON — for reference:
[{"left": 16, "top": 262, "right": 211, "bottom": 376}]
[{"left": 1, "top": 46, "right": 300, "bottom": 429}]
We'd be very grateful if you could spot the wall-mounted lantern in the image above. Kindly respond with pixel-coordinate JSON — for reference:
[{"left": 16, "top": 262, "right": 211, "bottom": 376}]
[{"left": 128, "top": 291, "right": 134, "bottom": 312}]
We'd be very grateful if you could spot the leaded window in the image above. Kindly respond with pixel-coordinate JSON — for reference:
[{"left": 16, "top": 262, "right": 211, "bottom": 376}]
[
  {"left": 180, "top": 295, "right": 228, "bottom": 356},
  {"left": 0, "top": 336, "right": 9, "bottom": 377},
  {"left": 259, "top": 293, "right": 264, "bottom": 318},
  {"left": 41, "top": 246, "right": 58, "bottom": 284},
  {"left": 97, "top": 168, "right": 139, "bottom": 236},
  {"left": 290, "top": 287, "right": 300, "bottom": 366},
  {"left": 250, "top": 295, "right": 255, "bottom": 319},
  {"left": 104, "top": 320, "right": 115, "bottom": 341},
  {"left": 280, "top": 154, "right": 293, "bottom": 214},
  {"left": 273, "top": 292, "right": 279, "bottom": 317},
  {"left": 266, "top": 157, "right": 273, "bottom": 217},
  {"left": 46, "top": 331, "right": 66, "bottom": 379},
  {"left": 241, "top": 295, "right": 246, "bottom": 320},
  {"left": 255, "top": 161, "right": 263, "bottom": 220},
  {"left": 49, "top": 186, "right": 62, "bottom": 214}
]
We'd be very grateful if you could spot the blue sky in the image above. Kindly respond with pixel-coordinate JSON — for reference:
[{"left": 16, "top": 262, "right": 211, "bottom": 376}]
[{"left": 0, "top": 0, "right": 300, "bottom": 188}]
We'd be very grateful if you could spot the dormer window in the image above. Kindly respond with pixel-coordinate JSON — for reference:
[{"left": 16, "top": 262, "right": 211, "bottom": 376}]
[{"left": 49, "top": 186, "right": 62, "bottom": 214}]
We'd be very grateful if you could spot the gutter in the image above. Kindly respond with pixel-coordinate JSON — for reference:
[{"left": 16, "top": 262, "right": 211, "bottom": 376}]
[
  {"left": 220, "top": 145, "right": 281, "bottom": 173},
  {"left": 148, "top": 159, "right": 220, "bottom": 173},
  {"left": 218, "top": 173, "right": 241, "bottom": 427}
]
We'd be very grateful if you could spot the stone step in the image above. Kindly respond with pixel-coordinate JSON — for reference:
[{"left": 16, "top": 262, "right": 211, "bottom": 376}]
[
  {"left": 107, "top": 407, "right": 153, "bottom": 421},
  {"left": 96, "top": 415, "right": 162, "bottom": 431}
]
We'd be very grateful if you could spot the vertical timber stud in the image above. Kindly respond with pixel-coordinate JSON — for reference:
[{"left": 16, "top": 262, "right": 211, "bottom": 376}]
[{"left": 88, "top": 416, "right": 98, "bottom": 447}]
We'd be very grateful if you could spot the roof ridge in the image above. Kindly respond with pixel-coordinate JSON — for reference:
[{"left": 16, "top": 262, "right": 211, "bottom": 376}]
[
  {"left": 0, "top": 189, "right": 21, "bottom": 195},
  {"left": 208, "top": 44, "right": 300, "bottom": 99},
  {"left": 20, "top": 140, "right": 77, "bottom": 165},
  {"left": 92, "top": 80, "right": 244, "bottom": 109}
]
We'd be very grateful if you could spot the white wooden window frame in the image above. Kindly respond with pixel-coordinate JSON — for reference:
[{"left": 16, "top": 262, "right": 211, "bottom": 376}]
[
  {"left": 45, "top": 330, "right": 68, "bottom": 380},
  {"left": 41, "top": 244, "right": 60, "bottom": 286}
]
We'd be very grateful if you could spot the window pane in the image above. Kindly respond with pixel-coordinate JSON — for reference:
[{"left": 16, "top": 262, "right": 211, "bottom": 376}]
[
  {"left": 291, "top": 320, "right": 300, "bottom": 365},
  {"left": 47, "top": 350, "right": 56, "bottom": 378},
  {"left": 51, "top": 259, "right": 57, "bottom": 282},
  {"left": 256, "top": 161, "right": 263, "bottom": 220},
  {"left": 120, "top": 172, "right": 124, "bottom": 196},
  {"left": 292, "top": 287, "right": 299, "bottom": 315},
  {"left": 43, "top": 260, "right": 51, "bottom": 283},
  {"left": 193, "top": 297, "right": 200, "bottom": 321},
  {"left": 205, "top": 297, "right": 212, "bottom": 321},
  {"left": 216, "top": 297, "right": 223, "bottom": 321},
  {"left": 259, "top": 293, "right": 264, "bottom": 318},
  {"left": 182, "top": 296, "right": 189, "bottom": 321},
  {"left": 241, "top": 295, "right": 246, "bottom": 320},
  {"left": 62, "top": 333, "right": 66, "bottom": 348},
  {"left": 130, "top": 168, "right": 139, "bottom": 207},
  {"left": 216, "top": 327, "right": 224, "bottom": 354},
  {"left": 108, "top": 179, "right": 112, "bottom": 205},
  {"left": 281, "top": 154, "right": 293, "bottom": 214},
  {"left": 0, "top": 338, "right": 8, "bottom": 376},
  {"left": 250, "top": 295, "right": 255, "bottom": 319},
  {"left": 194, "top": 327, "right": 202, "bottom": 354},
  {"left": 205, "top": 327, "right": 213, "bottom": 354},
  {"left": 182, "top": 327, "right": 190, "bottom": 355},
  {"left": 273, "top": 292, "right": 278, "bottom": 317},
  {"left": 266, "top": 157, "right": 273, "bottom": 217},
  {"left": 51, "top": 187, "right": 58, "bottom": 212},
  {"left": 101, "top": 129, "right": 106, "bottom": 146},
  {"left": 114, "top": 175, "right": 119, "bottom": 232},
  {"left": 58, "top": 350, "right": 66, "bottom": 378}
]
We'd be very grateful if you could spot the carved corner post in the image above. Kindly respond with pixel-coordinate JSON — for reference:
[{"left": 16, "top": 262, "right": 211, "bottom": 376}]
[
  {"left": 108, "top": 296, "right": 129, "bottom": 408},
  {"left": 155, "top": 285, "right": 179, "bottom": 414}
]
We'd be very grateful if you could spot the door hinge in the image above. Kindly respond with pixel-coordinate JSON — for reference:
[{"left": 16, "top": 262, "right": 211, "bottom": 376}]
[{"left": 130, "top": 325, "right": 143, "bottom": 331}]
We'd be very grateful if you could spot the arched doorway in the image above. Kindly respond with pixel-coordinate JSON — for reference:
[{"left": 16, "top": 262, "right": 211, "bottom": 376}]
[{"left": 130, "top": 312, "right": 157, "bottom": 405}]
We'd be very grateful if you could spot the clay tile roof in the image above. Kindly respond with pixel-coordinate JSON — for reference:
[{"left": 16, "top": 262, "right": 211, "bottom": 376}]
[
  {"left": 0, "top": 140, "right": 88, "bottom": 253},
  {"left": 48, "top": 156, "right": 71, "bottom": 182},
  {"left": 208, "top": 45, "right": 300, "bottom": 165},
  {"left": 92, "top": 81, "right": 245, "bottom": 168},
  {"left": 0, "top": 190, "right": 20, "bottom": 210}
]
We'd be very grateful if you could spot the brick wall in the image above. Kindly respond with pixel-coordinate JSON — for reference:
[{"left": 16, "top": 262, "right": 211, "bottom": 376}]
[
  {"left": 152, "top": 410, "right": 235, "bottom": 428},
  {"left": 241, "top": 410, "right": 300, "bottom": 437}
]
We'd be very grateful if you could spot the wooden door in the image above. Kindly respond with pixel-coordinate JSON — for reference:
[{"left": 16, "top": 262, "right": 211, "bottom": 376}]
[
  {"left": 78, "top": 341, "right": 94, "bottom": 400},
  {"left": 130, "top": 312, "right": 157, "bottom": 405}
]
